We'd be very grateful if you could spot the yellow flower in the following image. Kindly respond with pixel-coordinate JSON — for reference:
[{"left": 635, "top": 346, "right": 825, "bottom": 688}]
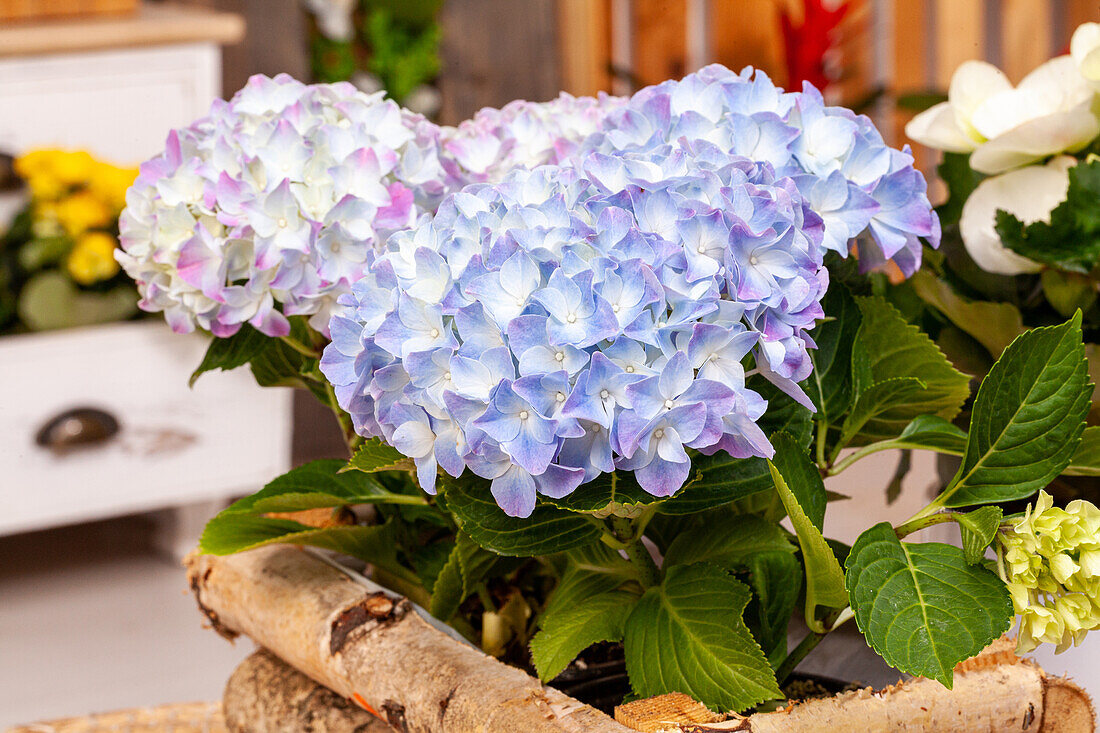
[
  {"left": 88, "top": 163, "right": 139, "bottom": 211},
  {"left": 51, "top": 150, "right": 96, "bottom": 187},
  {"left": 67, "top": 232, "right": 121, "bottom": 285},
  {"left": 54, "top": 191, "right": 113, "bottom": 236}
]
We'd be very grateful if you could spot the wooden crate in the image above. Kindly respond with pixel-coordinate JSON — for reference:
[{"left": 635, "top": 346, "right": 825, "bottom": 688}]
[{"left": 0, "top": 0, "right": 138, "bottom": 23}]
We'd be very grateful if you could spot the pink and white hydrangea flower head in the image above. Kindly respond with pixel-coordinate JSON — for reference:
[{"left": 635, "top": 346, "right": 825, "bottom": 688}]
[{"left": 117, "top": 74, "right": 447, "bottom": 338}]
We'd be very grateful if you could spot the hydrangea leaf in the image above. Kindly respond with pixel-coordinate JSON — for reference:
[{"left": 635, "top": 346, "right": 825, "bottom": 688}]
[
  {"left": 542, "top": 470, "right": 663, "bottom": 514},
  {"left": 893, "top": 415, "right": 968, "bottom": 455},
  {"left": 531, "top": 589, "right": 637, "bottom": 682},
  {"left": 909, "top": 270, "right": 1023, "bottom": 358},
  {"left": 943, "top": 314, "right": 1090, "bottom": 507},
  {"left": 807, "top": 283, "right": 862, "bottom": 426},
  {"left": 440, "top": 474, "right": 602, "bottom": 556},
  {"left": 657, "top": 455, "right": 773, "bottom": 515},
  {"left": 662, "top": 513, "right": 795, "bottom": 570},
  {"left": 846, "top": 296, "right": 970, "bottom": 445},
  {"left": 623, "top": 563, "right": 781, "bottom": 712},
  {"left": 996, "top": 159, "right": 1100, "bottom": 273},
  {"left": 199, "top": 513, "right": 396, "bottom": 561},
  {"left": 543, "top": 543, "right": 641, "bottom": 619},
  {"left": 838, "top": 377, "right": 926, "bottom": 449},
  {"left": 770, "top": 431, "right": 827, "bottom": 531},
  {"left": 1041, "top": 269, "right": 1099, "bottom": 319},
  {"left": 845, "top": 522, "right": 1013, "bottom": 687},
  {"left": 768, "top": 438, "right": 847, "bottom": 626},
  {"left": 957, "top": 506, "right": 1003, "bottom": 565},
  {"left": 1066, "top": 426, "right": 1100, "bottom": 476},
  {"left": 343, "top": 438, "right": 415, "bottom": 474},
  {"left": 17, "top": 272, "right": 138, "bottom": 331},
  {"left": 219, "top": 459, "right": 416, "bottom": 513},
  {"left": 747, "top": 551, "right": 803, "bottom": 666},
  {"left": 189, "top": 324, "right": 271, "bottom": 387},
  {"left": 429, "top": 532, "right": 500, "bottom": 620}
]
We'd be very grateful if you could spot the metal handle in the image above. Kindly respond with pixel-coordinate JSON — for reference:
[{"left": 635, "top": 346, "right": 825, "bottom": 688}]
[{"left": 35, "top": 406, "right": 120, "bottom": 452}]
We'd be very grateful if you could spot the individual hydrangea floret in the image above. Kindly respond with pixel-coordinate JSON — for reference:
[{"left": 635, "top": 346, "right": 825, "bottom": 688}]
[
  {"left": 323, "top": 150, "right": 827, "bottom": 517},
  {"left": 440, "top": 92, "right": 626, "bottom": 187},
  {"left": 576, "top": 64, "right": 940, "bottom": 276},
  {"left": 1000, "top": 490, "right": 1100, "bottom": 653},
  {"left": 117, "top": 73, "right": 448, "bottom": 337}
]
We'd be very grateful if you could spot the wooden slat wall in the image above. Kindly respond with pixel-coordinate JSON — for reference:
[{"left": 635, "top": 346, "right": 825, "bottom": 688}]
[
  {"left": 709, "top": 0, "right": 785, "bottom": 85},
  {"left": 558, "top": 0, "right": 614, "bottom": 97},
  {"left": 1002, "top": 0, "right": 1056, "bottom": 82},
  {"left": 631, "top": 0, "right": 687, "bottom": 88}
]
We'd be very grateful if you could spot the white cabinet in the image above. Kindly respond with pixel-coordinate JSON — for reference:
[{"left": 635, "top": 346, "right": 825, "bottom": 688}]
[{"left": 0, "top": 322, "right": 293, "bottom": 537}]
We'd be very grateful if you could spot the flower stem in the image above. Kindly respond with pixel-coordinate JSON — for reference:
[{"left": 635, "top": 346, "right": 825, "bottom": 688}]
[
  {"left": 623, "top": 538, "right": 660, "bottom": 588},
  {"left": 776, "top": 630, "right": 826, "bottom": 685},
  {"left": 894, "top": 510, "right": 957, "bottom": 539},
  {"left": 279, "top": 334, "right": 321, "bottom": 358}
]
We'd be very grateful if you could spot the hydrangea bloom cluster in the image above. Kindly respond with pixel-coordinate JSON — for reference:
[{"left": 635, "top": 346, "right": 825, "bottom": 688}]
[
  {"left": 577, "top": 64, "right": 940, "bottom": 275},
  {"left": 322, "top": 146, "right": 827, "bottom": 517},
  {"left": 116, "top": 74, "right": 447, "bottom": 337},
  {"left": 1000, "top": 491, "right": 1100, "bottom": 653},
  {"left": 441, "top": 92, "right": 626, "bottom": 186}
]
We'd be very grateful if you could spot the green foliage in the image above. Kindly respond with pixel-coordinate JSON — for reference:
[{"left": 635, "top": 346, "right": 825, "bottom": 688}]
[
  {"left": 364, "top": 9, "right": 441, "bottom": 102},
  {"left": 543, "top": 469, "right": 663, "bottom": 514},
  {"left": 200, "top": 513, "right": 396, "bottom": 559},
  {"left": 429, "top": 532, "right": 501, "bottom": 620},
  {"left": 344, "top": 438, "right": 414, "bottom": 473},
  {"left": 768, "top": 441, "right": 847, "bottom": 628},
  {"left": 1066, "top": 426, "right": 1100, "bottom": 476},
  {"left": 531, "top": 590, "right": 636, "bottom": 682},
  {"left": 807, "top": 284, "right": 862, "bottom": 425},
  {"left": 17, "top": 271, "right": 137, "bottom": 331},
  {"left": 190, "top": 324, "right": 270, "bottom": 386},
  {"left": 997, "top": 158, "right": 1100, "bottom": 273},
  {"left": 943, "top": 314, "right": 1091, "bottom": 507},
  {"left": 845, "top": 523, "right": 1013, "bottom": 687},
  {"left": 1042, "top": 269, "right": 1099, "bottom": 318},
  {"left": 541, "top": 543, "right": 640, "bottom": 620},
  {"left": 909, "top": 270, "right": 1024, "bottom": 358},
  {"left": 936, "top": 152, "right": 984, "bottom": 229},
  {"left": 770, "top": 432, "right": 826, "bottom": 530},
  {"left": 623, "top": 563, "right": 782, "bottom": 712},
  {"left": 218, "top": 459, "right": 412, "bottom": 514},
  {"left": 746, "top": 552, "right": 803, "bottom": 666},
  {"left": 957, "top": 507, "right": 1004, "bottom": 565},
  {"left": 657, "top": 454, "right": 774, "bottom": 515},
  {"left": 841, "top": 296, "right": 970, "bottom": 447},
  {"left": 662, "top": 513, "right": 794, "bottom": 569},
  {"left": 441, "top": 474, "right": 602, "bottom": 556},
  {"left": 892, "top": 415, "right": 968, "bottom": 455}
]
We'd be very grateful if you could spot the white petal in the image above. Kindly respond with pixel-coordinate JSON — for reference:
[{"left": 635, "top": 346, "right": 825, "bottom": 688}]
[
  {"left": 959, "top": 157, "right": 1074, "bottom": 275},
  {"left": 1072, "top": 22, "right": 1100, "bottom": 79},
  {"left": 905, "top": 102, "right": 978, "bottom": 152},
  {"left": 969, "top": 102, "right": 1099, "bottom": 174},
  {"left": 948, "top": 60, "right": 1012, "bottom": 118},
  {"left": 1016, "top": 55, "right": 1094, "bottom": 106}
]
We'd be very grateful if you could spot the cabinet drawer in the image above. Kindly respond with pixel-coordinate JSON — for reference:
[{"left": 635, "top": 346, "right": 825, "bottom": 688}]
[{"left": 0, "top": 322, "right": 292, "bottom": 535}]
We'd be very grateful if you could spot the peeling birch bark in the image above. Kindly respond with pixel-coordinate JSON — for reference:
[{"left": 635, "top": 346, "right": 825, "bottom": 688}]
[{"left": 186, "top": 546, "right": 633, "bottom": 733}]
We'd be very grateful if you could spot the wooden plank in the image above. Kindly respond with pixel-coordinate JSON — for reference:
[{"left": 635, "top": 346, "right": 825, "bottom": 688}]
[
  {"left": 933, "top": 0, "right": 983, "bottom": 88},
  {"left": 1001, "top": 0, "right": 1054, "bottom": 82},
  {"left": 893, "top": 0, "right": 933, "bottom": 169},
  {"left": 438, "top": 0, "right": 561, "bottom": 124},
  {"left": 558, "top": 0, "right": 613, "bottom": 96},
  {"left": 0, "top": 2, "right": 244, "bottom": 58},
  {"left": 831, "top": 0, "right": 873, "bottom": 105},
  {"left": 709, "top": 0, "right": 784, "bottom": 84},
  {"left": 1065, "top": 0, "right": 1100, "bottom": 51},
  {"left": 631, "top": 0, "right": 687, "bottom": 87}
]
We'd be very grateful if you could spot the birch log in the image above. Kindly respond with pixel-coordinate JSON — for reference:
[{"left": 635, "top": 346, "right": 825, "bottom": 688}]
[{"left": 186, "top": 546, "right": 633, "bottom": 733}]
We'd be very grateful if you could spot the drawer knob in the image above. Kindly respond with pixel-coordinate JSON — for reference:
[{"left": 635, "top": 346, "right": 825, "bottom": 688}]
[{"left": 35, "top": 406, "right": 120, "bottom": 452}]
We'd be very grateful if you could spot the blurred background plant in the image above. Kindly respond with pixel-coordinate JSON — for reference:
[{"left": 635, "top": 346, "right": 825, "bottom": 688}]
[
  {"left": 0, "top": 149, "right": 140, "bottom": 334},
  {"left": 303, "top": 0, "right": 443, "bottom": 116}
]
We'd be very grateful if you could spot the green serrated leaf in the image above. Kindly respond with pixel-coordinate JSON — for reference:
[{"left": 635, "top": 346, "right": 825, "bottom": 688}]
[
  {"left": 1066, "top": 426, "right": 1100, "bottom": 476},
  {"left": 807, "top": 284, "right": 862, "bottom": 425},
  {"left": 190, "top": 325, "right": 271, "bottom": 386},
  {"left": 768, "top": 447, "right": 847, "bottom": 628},
  {"left": 846, "top": 296, "right": 970, "bottom": 445},
  {"left": 909, "top": 270, "right": 1023, "bottom": 358},
  {"left": 429, "top": 532, "right": 498, "bottom": 619},
  {"left": 747, "top": 551, "right": 802, "bottom": 666},
  {"left": 845, "top": 522, "right": 1013, "bottom": 687},
  {"left": 944, "top": 315, "right": 1091, "bottom": 507},
  {"left": 343, "top": 438, "right": 414, "bottom": 473},
  {"left": 220, "top": 459, "right": 417, "bottom": 514},
  {"left": 770, "top": 432, "right": 827, "bottom": 531},
  {"left": 624, "top": 563, "right": 782, "bottom": 712},
  {"left": 957, "top": 507, "right": 1003, "bottom": 565},
  {"left": 531, "top": 590, "right": 636, "bottom": 682},
  {"left": 543, "top": 543, "right": 640, "bottom": 619},
  {"left": 662, "top": 513, "right": 794, "bottom": 570},
  {"left": 199, "top": 513, "right": 396, "bottom": 561},
  {"left": 658, "top": 454, "right": 773, "bottom": 516},
  {"left": 894, "top": 415, "right": 968, "bottom": 454},
  {"left": 440, "top": 474, "right": 601, "bottom": 556},
  {"left": 543, "top": 469, "right": 663, "bottom": 514},
  {"left": 840, "top": 377, "right": 927, "bottom": 447},
  {"left": 996, "top": 158, "right": 1100, "bottom": 273}
]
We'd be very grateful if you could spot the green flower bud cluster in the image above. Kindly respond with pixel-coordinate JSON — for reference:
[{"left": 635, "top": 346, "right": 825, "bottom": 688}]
[{"left": 999, "top": 491, "right": 1100, "bottom": 653}]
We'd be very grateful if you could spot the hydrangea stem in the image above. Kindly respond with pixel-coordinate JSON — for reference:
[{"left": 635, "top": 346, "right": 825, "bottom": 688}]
[
  {"left": 622, "top": 539, "right": 660, "bottom": 588},
  {"left": 776, "top": 630, "right": 826, "bottom": 685}
]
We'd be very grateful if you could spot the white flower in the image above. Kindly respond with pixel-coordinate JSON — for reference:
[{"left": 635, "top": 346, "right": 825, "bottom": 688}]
[
  {"left": 906, "top": 58, "right": 1099, "bottom": 174},
  {"left": 959, "top": 156, "right": 1075, "bottom": 275},
  {"left": 1072, "top": 22, "right": 1100, "bottom": 85}
]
